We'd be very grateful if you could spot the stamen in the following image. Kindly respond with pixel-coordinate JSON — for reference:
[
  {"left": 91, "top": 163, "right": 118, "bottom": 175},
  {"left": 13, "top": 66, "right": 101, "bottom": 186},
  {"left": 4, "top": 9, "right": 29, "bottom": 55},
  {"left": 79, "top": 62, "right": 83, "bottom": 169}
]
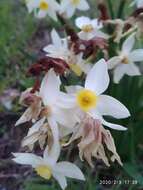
[
  {"left": 71, "top": 0, "right": 80, "bottom": 6},
  {"left": 77, "top": 89, "right": 98, "bottom": 111},
  {"left": 82, "top": 25, "right": 94, "bottom": 33},
  {"left": 39, "top": 1, "right": 49, "bottom": 10},
  {"left": 35, "top": 165, "right": 52, "bottom": 179}
]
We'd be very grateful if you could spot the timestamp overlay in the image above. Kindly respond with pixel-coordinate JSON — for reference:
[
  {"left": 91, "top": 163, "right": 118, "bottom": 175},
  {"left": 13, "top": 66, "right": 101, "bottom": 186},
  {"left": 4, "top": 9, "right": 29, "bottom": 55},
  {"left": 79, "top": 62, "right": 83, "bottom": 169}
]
[{"left": 99, "top": 179, "right": 138, "bottom": 185}]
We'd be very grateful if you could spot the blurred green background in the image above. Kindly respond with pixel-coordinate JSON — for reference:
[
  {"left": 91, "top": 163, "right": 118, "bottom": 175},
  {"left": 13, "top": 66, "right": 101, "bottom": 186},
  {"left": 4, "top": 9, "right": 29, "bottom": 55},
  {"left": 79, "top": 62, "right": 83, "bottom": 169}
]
[{"left": 0, "top": 0, "right": 143, "bottom": 190}]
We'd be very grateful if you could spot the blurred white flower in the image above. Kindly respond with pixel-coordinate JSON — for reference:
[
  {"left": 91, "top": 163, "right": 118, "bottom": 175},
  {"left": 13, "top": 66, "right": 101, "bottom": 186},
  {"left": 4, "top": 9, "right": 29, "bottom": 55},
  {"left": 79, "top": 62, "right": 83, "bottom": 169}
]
[
  {"left": 25, "top": 0, "right": 59, "bottom": 20},
  {"left": 131, "top": 0, "right": 143, "bottom": 7},
  {"left": 108, "top": 33, "right": 143, "bottom": 83},
  {"left": 44, "top": 29, "right": 92, "bottom": 76},
  {"left": 65, "top": 59, "right": 130, "bottom": 130},
  {"left": 75, "top": 16, "right": 109, "bottom": 40},
  {"left": 13, "top": 146, "right": 85, "bottom": 190},
  {"left": 60, "top": 0, "right": 89, "bottom": 18}
]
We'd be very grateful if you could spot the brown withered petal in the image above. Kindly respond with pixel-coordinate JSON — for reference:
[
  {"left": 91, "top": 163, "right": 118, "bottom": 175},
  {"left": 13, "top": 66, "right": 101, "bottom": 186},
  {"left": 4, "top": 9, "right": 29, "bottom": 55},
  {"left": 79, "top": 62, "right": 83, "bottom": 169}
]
[
  {"left": 28, "top": 56, "right": 69, "bottom": 77},
  {"left": 15, "top": 100, "right": 42, "bottom": 126},
  {"left": 98, "top": 2, "right": 110, "bottom": 21},
  {"left": 22, "top": 132, "right": 41, "bottom": 148},
  {"left": 65, "top": 117, "right": 122, "bottom": 168},
  {"left": 19, "top": 88, "right": 41, "bottom": 106},
  {"left": 131, "top": 8, "right": 143, "bottom": 18}
]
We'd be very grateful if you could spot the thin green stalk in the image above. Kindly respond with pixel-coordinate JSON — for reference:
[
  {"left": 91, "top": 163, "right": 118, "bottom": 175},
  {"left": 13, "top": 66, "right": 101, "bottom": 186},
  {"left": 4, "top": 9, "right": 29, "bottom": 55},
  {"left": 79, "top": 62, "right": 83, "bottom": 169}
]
[
  {"left": 107, "top": 0, "right": 115, "bottom": 19},
  {"left": 117, "top": 0, "right": 127, "bottom": 18},
  {"left": 130, "top": 123, "right": 136, "bottom": 163}
]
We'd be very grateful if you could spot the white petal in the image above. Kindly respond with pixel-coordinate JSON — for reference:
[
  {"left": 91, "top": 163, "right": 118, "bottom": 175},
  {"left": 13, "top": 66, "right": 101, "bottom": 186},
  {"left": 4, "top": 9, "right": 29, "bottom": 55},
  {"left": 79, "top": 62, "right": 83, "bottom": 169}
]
[
  {"left": 60, "top": 0, "right": 69, "bottom": 11},
  {"left": 129, "top": 49, "right": 143, "bottom": 62},
  {"left": 27, "top": 117, "right": 46, "bottom": 136},
  {"left": 12, "top": 153, "right": 43, "bottom": 167},
  {"left": 102, "top": 119, "right": 127, "bottom": 131},
  {"left": 51, "top": 29, "right": 62, "bottom": 47},
  {"left": 85, "top": 59, "right": 109, "bottom": 95},
  {"left": 52, "top": 173, "right": 67, "bottom": 190},
  {"left": 40, "top": 69, "right": 61, "bottom": 105},
  {"left": 96, "top": 95, "right": 130, "bottom": 119},
  {"left": 93, "top": 30, "right": 109, "bottom": 39},
  {"left": 47, "top": 117, "right": 60, "bottom": 165},
  {"left": 122, "top": 33, "right": 136, "bottom": 54},
  {"left": 26, "top": 0, "right": 39, "bottom": 13},
  {"left": 77, "top": 0, "right": 90, "bottom": 10},
  {"left": 66, "top": 6, "right": 75, "bottom": 18},
  {"left": 107, "top": 56, "right": 121, "bottom": 69},
  {"left": 66, "top": 85, "right": 83, "bottom": 94},
  {"left": 113, "top": 65, "right": 126, "bottom": 83},
  {"left": 53, "top": 107, "right": 78, "bottom": 128},
  {"left": 125, "top": 63, "right": 141, "bottom": 76},
  {"left": 15, "top": 107, "right": 32, "bottom": 126},
  {"left": 22, "top": 132, "right": 40, "bottom": 147},
  {"left": 54, "top": 162, "right": 85, "bottom": 180},
  {"left": 37, "top": 10, "right": 47, "bottom": 18},
  {"left": 75, "top": 16, "right": 91, "bottom": 29},
  {"left": 91, "top": 19, "right": 103, "bottom": 29},
  {"left": 137, "top": 0, "right": 143, "bottom": 7},
  {"left": 56, "top": 92, "right": 76, "bottom": 109},
  {"left": 88, "top": 109, "right": 102, "bottom": 120}
]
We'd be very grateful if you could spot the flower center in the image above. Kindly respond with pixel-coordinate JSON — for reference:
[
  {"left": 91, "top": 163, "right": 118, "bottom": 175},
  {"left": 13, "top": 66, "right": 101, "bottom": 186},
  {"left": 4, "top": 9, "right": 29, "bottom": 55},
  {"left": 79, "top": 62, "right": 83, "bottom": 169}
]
[
  {"left": 77, "top": 89, "right": 98, "bottom": 111},
  {"left": 71, "top": 0, "right": 80, "bottom": 6},
  {"left": 121, "top": 56, "right": 129, "bottom": 64},
  {"left": 69, "top": 63, "right": 82, "bottom": 76},
  {"left": 39, "top": 1, "right": 49, "bottom": 10},
  {"left": 82, "top": 25, "right": 94, "bottom": 33},
  {"left": 35, "top": 165, "right": 52, "bottom": 179}
]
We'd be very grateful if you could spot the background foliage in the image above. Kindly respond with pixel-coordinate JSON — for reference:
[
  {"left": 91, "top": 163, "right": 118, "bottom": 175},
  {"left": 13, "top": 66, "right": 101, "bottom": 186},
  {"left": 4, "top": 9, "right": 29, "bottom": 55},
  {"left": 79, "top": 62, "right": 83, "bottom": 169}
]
[{"left": 0, "top": 0, "right": 143, "bottom": 189}]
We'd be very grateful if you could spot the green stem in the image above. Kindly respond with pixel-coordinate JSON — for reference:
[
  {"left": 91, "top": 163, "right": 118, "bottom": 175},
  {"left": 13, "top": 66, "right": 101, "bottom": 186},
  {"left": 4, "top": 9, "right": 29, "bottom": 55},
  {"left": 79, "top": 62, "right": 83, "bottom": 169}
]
[
  {"left": 117, "top": 0, "right": 127, "bottom": 18},
  {"left": 107, "top": 0, "right": 115, "bottom": 19}
]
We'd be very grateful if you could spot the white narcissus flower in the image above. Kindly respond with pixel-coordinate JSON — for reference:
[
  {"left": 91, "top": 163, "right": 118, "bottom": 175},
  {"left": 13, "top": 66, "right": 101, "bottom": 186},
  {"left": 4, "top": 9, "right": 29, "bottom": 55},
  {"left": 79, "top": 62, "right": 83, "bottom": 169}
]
[
  {"left": 39, "top": 69, "right": 78, "bottom": 128},
  {"left": 13, "top": 146, "right": 85, "bottom": 190},
  {"left": 108, "top": 33, "right": 143, "bottom": 83},
  {"left": 75, "top": 16, "right": 109, "bottom": 40},
  {"left": 44, "top": 29, "right": 92, "bottom": 76},
  {"left": 65, "top": 59, "right": 130, "bottom": 131},
  {"left": 43, "top": 29, "right": 69, "bottom": 60},
  {"left": 60, "top": 0, "right": 89, "bottom": 18},
  {"left": 25, "top": 0, "right": 60, "bottom": 21}
]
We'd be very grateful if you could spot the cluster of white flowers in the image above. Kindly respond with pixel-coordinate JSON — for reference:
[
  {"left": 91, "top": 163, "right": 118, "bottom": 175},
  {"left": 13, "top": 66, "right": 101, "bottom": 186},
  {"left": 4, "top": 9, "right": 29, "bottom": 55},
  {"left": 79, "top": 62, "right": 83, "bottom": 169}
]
[
  {"left": 13, "top": 0, "right": 143, "bottom": 189},
  {"left": 26, "top": 0, "right": 89, "bottom": 20}
]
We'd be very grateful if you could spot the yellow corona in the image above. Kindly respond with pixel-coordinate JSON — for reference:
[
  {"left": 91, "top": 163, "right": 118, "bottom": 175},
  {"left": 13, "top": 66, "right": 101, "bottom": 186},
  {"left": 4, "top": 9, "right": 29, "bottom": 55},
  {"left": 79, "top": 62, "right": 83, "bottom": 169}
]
[
  {"left": 77, "top": 89, "right": 98, "bottom": 111},
  {"left": 39, "top": 1, "right": 49, "bottom": 10},
  {"left": 71, "top": 0, "right": 80, "bottom": 6},
  {"left": 35, "top": 165, "right": 52, "bottom": 179}
]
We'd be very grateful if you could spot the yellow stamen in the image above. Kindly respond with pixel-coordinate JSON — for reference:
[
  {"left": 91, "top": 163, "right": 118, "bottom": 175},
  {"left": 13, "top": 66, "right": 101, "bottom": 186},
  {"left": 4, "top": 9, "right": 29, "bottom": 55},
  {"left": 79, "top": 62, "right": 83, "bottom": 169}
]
[
  {"left": 71, "top": 0, "right": 80, "bottom": 6},
  {"left": 121, "top": 57, "right": 129, "bottom": 64},
  {"left": 70, "top": 64, "right": 82, "bottom": 76},
  {"left": 82, "top": 25, "right": 94, "bottom": 33},
  {"left": 39, "top": 1, "right": 49, "bottom": 10},
  {"left": 77, "top": 89, "right": 98, "bottom": 111},
  {"left": 35, "top": 165, "right": 52, "bottom": 180}
]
